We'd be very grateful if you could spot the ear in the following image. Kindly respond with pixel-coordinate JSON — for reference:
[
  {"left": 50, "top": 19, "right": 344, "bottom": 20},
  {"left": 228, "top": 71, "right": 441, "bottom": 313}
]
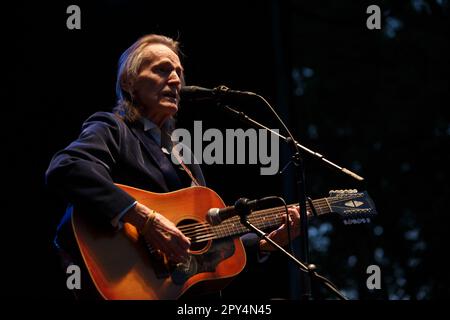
[
  {"left": 121, "top": 82, "right": 133, "bottom": 94},
  {"left": 120, "top": 75, "right": 134, "bottom": 95}
]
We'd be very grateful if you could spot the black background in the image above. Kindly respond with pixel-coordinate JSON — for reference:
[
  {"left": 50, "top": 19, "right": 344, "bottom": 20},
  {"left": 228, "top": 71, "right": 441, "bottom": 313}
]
[{"left": 6, "top": 0, "right": 449, "bottom": 302}]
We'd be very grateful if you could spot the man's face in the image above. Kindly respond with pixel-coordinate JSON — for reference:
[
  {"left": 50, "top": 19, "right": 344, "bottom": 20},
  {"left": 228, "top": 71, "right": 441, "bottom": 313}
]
[{"left": 133, "top": 43, "right": 183, "bottom": 125}]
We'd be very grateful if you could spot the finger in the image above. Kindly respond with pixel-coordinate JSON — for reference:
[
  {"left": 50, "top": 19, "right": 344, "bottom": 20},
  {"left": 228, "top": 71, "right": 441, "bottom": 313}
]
[
  {"left": 157, "top": 239, "right": 188, "bottom": 263},
  {"left": 267, "top": 229, "right": 279, "bottom": 239},
  {"left": 276, "top": 223, "right": 286, "bottom": 232},
  {"left": 147, "top": 220, "right": 190, "bottom": 261},
  {"left": 164, "top": 222, "right": 191, "bottom": 247},
  {"left": 281, "top": 213, "right": 294, "bottom": 227},
  {"left": 162, "top": 234, "right": 188, "bottom": 259},
  {"left": 281, "top": 214, "right": 290, "bottom": 224},
  {"left": 168, "top": 234, "right": 191, "bottom": 259},
  {"left": 146, "top": 231, "right": 179, "bottom": 258},
  {"left": 165, "top": 227, "right": 190, "bottom": 251},
  {"left": 288, "top": 207, "right": 300, "bottom": 218},
  {"left": 288, "top": 208, "right": 300, "bottom": 225},
  {"left": 177, "top": 235, "right": 191, "bottom": 250},
  {"left": 157, "top": 225, "right": 190, "bottom": 250},
  {"left": 176, "top": 230, "right": 191, "bottom": 248}
]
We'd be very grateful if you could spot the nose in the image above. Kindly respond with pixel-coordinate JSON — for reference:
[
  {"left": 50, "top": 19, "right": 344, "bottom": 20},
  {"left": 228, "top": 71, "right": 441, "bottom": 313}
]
[{"left": 168, "top": 70, "right": 182, "bottom": 86}]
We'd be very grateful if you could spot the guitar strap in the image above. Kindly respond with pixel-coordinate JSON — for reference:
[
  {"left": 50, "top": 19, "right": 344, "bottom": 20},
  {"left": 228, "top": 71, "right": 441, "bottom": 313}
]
[
  {"left": 170, "top": 144, "right": 201, "bottom": 187},
  {"left": 161, "top": 130, "right": 200, "bottom": 187}
]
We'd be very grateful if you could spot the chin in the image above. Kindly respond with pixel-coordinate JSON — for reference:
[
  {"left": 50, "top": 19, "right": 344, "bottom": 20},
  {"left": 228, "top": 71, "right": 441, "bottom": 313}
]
[{"left": 166, "top": 103, "right": 179, "bottom": 114}]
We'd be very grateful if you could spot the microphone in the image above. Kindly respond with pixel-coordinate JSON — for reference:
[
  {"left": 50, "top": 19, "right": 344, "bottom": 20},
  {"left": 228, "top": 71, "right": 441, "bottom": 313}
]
[
  {"left": 206, "top": 197, "right": 267, "bottom": 226},
  {"left": 180, "top": 85, "right": 256, "bottom": 102}
]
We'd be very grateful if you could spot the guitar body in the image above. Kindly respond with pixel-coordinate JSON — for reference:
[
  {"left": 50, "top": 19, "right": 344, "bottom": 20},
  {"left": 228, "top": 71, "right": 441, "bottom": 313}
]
[{"left": 72, "top": 184, "right": 246, "bottom": 300}]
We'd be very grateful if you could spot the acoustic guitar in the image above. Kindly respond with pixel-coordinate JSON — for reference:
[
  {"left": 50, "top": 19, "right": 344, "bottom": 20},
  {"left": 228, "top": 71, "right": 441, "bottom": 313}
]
[{"left": 72, "top": 184, "right": 376, "bottom": 300}]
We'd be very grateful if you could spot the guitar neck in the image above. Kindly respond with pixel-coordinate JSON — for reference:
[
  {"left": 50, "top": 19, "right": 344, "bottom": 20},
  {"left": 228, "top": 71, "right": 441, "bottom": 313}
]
[{"left": 210, "top": 198, "right": 332, "bottom": 240}]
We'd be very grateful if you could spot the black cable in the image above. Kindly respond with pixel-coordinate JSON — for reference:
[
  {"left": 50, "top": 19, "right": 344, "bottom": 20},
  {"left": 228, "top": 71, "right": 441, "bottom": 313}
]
[{"left": 257, "top": 196, "right": 292, "bottom": 254}]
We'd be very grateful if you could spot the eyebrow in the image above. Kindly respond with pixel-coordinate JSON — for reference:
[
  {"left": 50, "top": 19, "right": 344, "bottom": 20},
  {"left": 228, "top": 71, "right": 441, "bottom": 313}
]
[{"left": 152, "top": 58, "right": 184, "bottom": 72}]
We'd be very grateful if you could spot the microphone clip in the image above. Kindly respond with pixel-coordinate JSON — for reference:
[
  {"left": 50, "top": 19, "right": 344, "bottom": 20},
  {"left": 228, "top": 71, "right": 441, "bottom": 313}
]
[
  {"left": 213, "top": 85, "right": 228, "bottom": 94},
  {"left": 234, "top": 198, "right": 253, "bottom": 219},
  {"left": 213, "top": 85, "right": 256, "bottom": 98}
]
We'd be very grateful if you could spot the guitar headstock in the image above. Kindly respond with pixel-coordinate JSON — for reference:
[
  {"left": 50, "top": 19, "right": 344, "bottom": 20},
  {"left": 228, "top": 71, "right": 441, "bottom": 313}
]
[{"left": 327, "top": 189, "right": 377, "bottom": 225}]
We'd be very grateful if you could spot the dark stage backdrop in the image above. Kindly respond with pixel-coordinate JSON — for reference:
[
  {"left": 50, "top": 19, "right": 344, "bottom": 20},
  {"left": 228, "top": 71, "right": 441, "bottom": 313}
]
[{"left": 6, "top": 0, "right": 449, "bottom": 301}]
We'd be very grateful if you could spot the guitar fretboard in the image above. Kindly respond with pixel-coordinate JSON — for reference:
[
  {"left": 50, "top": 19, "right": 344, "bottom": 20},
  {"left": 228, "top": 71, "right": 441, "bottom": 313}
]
[{"left": 194, "top": 198, "right": 332, "bottom": 242}]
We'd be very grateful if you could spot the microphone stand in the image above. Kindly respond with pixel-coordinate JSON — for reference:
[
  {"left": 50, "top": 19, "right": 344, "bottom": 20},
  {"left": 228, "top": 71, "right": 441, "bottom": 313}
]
[
  {"left": 217, "top": 100, "right": 360, "bottom": 300},
  {"left": 220, "top": 105, "right": 364, "bottom": 182},
  {"left": 288, "top": 136, "right": 311, "bottom": 300}
]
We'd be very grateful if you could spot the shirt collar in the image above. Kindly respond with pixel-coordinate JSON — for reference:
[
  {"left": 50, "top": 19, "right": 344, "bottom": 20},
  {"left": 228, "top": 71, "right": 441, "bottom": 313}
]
[{"left": 140, "top": 117, "right": 162, "bottom": 147}]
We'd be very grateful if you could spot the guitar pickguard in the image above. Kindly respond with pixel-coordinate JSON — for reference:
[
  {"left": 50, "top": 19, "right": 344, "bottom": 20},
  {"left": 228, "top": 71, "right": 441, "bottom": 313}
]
[{"left": 170, "top": 238, "right": 235, "bottom": 285}]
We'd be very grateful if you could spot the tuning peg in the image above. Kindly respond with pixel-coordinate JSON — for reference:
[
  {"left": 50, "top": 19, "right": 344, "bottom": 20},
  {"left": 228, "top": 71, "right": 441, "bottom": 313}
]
[
  {"left": 329, "top": 189, "right": 345, "bottom": 196},
  {"left": 329, "top": 189, "right": 359, "bottom": 197}
]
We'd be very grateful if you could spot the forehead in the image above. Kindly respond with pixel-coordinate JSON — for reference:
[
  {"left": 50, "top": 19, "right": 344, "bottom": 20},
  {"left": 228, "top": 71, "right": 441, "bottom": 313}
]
[{"left": 140, "top": 43, "right": 181, "bottom": 66}]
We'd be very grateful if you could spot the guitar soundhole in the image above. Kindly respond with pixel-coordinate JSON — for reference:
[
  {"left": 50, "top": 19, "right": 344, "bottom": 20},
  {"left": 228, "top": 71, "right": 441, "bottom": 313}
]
[{"left": 177, "top": 219, "right": 210, "bottom": 252}]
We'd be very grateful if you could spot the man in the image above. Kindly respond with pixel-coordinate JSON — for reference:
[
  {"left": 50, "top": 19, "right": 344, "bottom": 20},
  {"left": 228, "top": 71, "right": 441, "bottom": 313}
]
[{"left": 46, "top": 34, "right": 300, "bottom": 299}]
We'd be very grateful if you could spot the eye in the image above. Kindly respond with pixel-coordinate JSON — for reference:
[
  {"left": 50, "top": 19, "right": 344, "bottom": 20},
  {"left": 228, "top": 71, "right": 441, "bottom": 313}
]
[
  {"left": 154, "top": 65, "right": 170, "bottom": 74},
  {"left": 153, "top": 62, "right": 182, "bottom": 78}
]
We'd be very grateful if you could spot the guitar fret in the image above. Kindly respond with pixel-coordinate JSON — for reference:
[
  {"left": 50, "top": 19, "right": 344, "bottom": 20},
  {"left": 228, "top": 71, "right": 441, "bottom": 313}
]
[
  {"left": 324, "top": 198, "right": 332, "bottom": 213},
  {"left": 315, "top": 199, "right": 324, "bottom": 216}
]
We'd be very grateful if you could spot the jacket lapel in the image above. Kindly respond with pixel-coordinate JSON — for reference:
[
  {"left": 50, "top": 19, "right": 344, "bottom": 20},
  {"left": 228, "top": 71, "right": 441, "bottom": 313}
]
[{"left": 128, "top": 122, "right": 183, "bottom": 191}]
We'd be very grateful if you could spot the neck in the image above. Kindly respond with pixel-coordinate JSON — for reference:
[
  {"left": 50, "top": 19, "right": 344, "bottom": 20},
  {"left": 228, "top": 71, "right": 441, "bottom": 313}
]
[{"left": 146, "top": 113, "right": 170, "bottom": 128}]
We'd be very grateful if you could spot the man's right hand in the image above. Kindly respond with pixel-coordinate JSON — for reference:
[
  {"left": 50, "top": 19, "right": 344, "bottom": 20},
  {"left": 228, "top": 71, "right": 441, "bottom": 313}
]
[{"left": 123, "top": 202, "right": 191, "bottom": 263}]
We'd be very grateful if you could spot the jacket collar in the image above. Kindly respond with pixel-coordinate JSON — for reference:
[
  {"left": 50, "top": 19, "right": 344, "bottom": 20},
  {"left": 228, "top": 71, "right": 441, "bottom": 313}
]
[{"left": 128, "top": 120, "right": 183, "bottom": 192}]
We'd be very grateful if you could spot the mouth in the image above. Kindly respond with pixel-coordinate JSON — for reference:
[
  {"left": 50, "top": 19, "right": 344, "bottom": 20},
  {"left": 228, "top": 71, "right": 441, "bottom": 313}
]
[{"left": 161, "top": 91, "right": 178, "bottom": 104}]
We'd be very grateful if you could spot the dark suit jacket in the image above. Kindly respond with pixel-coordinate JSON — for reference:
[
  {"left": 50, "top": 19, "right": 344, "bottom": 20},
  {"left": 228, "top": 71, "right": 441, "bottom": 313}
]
[{"left": 46, "top": 111, "right": 267, "bottom": 299}]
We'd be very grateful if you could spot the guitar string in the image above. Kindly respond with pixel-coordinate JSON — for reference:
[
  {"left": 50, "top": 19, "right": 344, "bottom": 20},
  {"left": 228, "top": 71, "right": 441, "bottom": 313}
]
[
  {"left": 179, "top": 204, "right": 323, "bottom": 239},
  {"left": 180, "top": 212, "right": 284, "bottom": 239},
  {"left": 143, "top": 195, "right": 365, "bottom": 252},
  {"left": 177, "top": 199, "right": 327, "bottom": 235},
  {"left": 180, "top": 192, "right": 364, "bottom": 235},
  {"left": 189, "top": 213, "right": 293, "bottom": 243},
  {"left": 177, "top": 210, "right": 300, "bottom": 233},
  {"left": 190, "top": 210, "right": 319, "bottom": 243},
  {"left": 177, "top": 200, "right": 326, "bottom": 232},
  {"left": 183, "top": 210, "right": 309, "bottom": 242},
  {"left": 189, "top": 204, "right": 372, "bottom": 243},
  {"left": 175, "top": 197, "right": 366, "bottom": 243},
  {"left": 177, "top": 194, "right": 364, "bottom": 234},
  {"left": 178, "top": 211, "right": 298, "bottom": 238}
]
